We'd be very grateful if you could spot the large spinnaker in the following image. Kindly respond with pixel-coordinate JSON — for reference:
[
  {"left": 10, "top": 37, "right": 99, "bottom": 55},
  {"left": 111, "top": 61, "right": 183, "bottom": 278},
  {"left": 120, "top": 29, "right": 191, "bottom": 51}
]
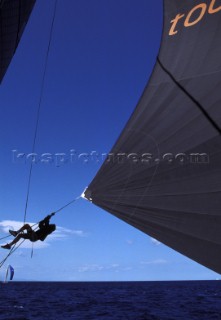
[
  {"left": 85, "top": 0, "right": 221, "bottom": 274},
  {"left": 0, "top": 0, "right": 36, "bottom": 83}
]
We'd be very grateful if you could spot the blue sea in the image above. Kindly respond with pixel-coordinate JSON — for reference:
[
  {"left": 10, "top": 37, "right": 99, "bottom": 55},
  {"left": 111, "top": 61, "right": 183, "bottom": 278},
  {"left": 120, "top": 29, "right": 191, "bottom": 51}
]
[{"left": 0, "top": 281, "right": 221, "bottom": 319}]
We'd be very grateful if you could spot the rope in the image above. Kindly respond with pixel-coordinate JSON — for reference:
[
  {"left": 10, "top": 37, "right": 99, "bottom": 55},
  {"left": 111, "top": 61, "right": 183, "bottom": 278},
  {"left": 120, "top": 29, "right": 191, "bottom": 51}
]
[
  {"left": 0, "top": 240, "right": 26, "bottom": 269},
  {"left": 0, "top": 247, "right": 14, "bottom": 268},
  {"left": 0, "top": 234, "right": 11, "bottom": 241},
  {"left": 0, "top": 225, "right": 39, "bottom": 268},
  {"left": 54, "top": 196, "right": 81, "bottom": 214},
  {"left": 157, "top": 57, "right": 221, "bottom": 135},
  {"left": 0, "top": 194, "right": 81, "bottom": 269},
  {"left": 23, "top": 0, "right": 58, "bottom": 223},
  {"left": 26, "top": 195, "right": 81, "bottom": 259}
]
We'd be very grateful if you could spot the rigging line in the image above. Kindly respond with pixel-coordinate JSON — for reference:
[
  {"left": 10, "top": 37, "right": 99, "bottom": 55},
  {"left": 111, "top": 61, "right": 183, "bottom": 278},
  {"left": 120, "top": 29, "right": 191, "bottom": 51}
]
[
  {"left": 0, "top": 191, "right": 79, "bottom": 268},
  {"left": 0, "top": 238, "right": 28, "bottom": 269},
  {"left": 157, "top": 57, "right": 221, "bottom": 136},
  {"left": 0, "top": 221, "right": 38, "bottom": 242},
  {"left": 23, "top": 0, "right": 58, "bottom": 224},
  {"left": 0, "top": 225, "right": 37, "bottom": 241},
  {"left": 0, "top": 234, "right": 11, "bottom": 241},
  {"left": 54, "top": 196, "right": 81, "bottom": 214},
  {"left": 30, "top": 225, "right": 39, "bottom": 258},
  {"left": 0, "top": 224, "right": 40, "bottom": 268},
  {"left": 0, "top": 244, "right": 16, "bottom": 268}
]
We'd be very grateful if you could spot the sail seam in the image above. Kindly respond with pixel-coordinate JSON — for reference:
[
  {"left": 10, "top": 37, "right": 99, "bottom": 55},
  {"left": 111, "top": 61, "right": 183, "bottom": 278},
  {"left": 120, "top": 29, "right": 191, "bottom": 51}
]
[{"left": 157, "top": 57, "right": 221, "bottom": 136}]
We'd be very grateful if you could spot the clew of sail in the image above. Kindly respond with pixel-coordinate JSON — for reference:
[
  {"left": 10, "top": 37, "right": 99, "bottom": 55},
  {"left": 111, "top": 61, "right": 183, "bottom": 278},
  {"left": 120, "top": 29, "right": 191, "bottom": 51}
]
[{"left": 84, "top": 0, "right": 221, "bottom": 274}]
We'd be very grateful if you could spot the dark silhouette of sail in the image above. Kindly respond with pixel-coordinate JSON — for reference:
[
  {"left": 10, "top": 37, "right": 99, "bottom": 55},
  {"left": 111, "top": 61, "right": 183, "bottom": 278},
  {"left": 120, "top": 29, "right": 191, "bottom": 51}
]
[
  {"left": 0, "top": 0, "right": 36, "bottom": 83},
  {"left": 85, "top": 0, "right": 221, "bottom": 274}
]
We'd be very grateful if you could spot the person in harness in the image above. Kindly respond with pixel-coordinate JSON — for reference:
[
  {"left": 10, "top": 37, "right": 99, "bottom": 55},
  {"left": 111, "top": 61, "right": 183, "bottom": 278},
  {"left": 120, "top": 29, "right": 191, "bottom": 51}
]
[{"left": 1, "top": 213, "right": 56, "bottom": 250}]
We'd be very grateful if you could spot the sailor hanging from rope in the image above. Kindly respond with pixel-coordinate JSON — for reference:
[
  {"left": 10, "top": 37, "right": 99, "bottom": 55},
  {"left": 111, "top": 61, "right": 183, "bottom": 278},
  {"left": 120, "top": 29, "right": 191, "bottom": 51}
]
[{"left": 1, "top": 213, "right": 56, "bottom": 250}]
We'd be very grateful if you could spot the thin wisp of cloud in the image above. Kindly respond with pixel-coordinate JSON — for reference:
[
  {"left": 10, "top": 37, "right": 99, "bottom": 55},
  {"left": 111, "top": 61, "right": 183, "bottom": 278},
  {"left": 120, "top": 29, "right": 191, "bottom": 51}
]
[{"left": 0, "top": 220, "right": 87, "bottom": 249}]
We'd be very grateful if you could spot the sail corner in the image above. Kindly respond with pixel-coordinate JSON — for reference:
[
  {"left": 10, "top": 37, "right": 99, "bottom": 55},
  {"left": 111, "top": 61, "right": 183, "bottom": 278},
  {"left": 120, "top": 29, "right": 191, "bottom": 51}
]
[{"left": 81, "top": 187, "right": 92, "bottom": 202}]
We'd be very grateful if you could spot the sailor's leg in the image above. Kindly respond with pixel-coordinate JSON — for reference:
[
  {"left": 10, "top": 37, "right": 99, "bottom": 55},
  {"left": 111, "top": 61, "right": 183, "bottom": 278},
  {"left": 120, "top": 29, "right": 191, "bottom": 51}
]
[
  {"left": 1, "top": 233, "right": 24, "bottom": 249},
  {"left": 9, "top": 224, "right": 32, "bottom": 237},
  {"left": 17, "top": 224, "right": 32, "bottom": 233},
  {"left": 8, "top": 234, "right": 24, "bottom": 246}
]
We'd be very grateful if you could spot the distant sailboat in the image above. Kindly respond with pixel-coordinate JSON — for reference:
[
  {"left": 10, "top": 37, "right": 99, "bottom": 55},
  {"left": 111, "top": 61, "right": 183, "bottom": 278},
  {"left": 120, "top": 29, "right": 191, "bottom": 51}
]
[{"left": 4, "top": 265, "right": 14, "bottom": 283}]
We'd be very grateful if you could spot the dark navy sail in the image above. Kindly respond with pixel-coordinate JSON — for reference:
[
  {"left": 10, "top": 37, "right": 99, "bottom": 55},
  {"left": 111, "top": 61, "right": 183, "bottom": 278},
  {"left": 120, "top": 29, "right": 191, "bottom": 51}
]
[
  {"left": 0, "top": 0, "right": 36, "bottom": 83},
  {"left": 85, "top": 0, "right": 221, "bottom": 274}
]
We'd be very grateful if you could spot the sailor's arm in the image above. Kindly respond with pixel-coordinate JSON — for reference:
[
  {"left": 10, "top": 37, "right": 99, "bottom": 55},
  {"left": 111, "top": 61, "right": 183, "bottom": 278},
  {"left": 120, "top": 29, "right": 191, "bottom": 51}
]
[{"left": 39, "top": 212, "right": 55, "bottom": 228}]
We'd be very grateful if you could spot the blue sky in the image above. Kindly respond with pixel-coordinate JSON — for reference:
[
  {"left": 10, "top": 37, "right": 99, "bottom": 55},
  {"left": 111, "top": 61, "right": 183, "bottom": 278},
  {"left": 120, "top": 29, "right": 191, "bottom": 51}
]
[{"left": 0, "top": 0, "right": 219, "bottom": 281}]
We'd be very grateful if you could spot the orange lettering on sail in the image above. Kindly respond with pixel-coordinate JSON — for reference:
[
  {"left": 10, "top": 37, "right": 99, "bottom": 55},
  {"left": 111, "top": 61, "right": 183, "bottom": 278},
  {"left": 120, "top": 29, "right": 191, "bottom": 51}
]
[
  {"left": 208, "top": 0, "right": 221, "bottom": 13},
  {"left": 169, "top": 14, "right": 185, "bottom": 35},
  {"left": 169, "top": 0, "right": 221, "bottom": 36},
  {"left": 184, "top": 3, "right": 207, "bottom": 27}
]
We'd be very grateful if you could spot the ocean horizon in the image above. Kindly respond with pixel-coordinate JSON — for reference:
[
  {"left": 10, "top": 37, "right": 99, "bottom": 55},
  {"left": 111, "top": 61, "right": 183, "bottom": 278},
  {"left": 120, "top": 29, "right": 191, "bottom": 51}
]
[{"left": 1, "top": 280, "right": 221, "bottom": 319}]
